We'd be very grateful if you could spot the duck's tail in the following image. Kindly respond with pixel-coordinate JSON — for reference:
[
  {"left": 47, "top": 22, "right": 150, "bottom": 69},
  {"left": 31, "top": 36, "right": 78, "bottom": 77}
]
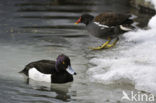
[
  {"left": 19, "top": 69, "right": 25, "bottom": 74},
  {"left": 19, "top": 66, "right": 29, "bottom": 76}
]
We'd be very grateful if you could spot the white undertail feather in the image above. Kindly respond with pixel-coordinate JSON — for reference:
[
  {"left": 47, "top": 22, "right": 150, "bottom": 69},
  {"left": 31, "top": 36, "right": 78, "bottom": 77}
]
[
  {"left": 120, "top": 25, "right": 132, "bottom": 31},
  {"left": 129, "top": 14, "right": 137, "bottom": 19},
  {"left": 29, "top": 68, "right": 51, "bottom": 83}
]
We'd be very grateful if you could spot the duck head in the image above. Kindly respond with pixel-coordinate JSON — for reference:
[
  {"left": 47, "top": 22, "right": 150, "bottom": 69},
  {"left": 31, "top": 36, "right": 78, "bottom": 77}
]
[
  {"left": 55, "top": 54, "right": 76, "bottom": 75},
  {"left": 75, "top": 14, "right": 94, "bottom": 25}
]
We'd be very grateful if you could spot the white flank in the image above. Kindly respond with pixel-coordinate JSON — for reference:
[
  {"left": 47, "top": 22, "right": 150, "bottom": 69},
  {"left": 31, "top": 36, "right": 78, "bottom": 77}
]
[
  {"left": 120, "top": 25, "right": 132, "bottom": 31},
  {"left": 94, "top": 22, "right": 109, "bottom": 29},
  {"left": 29, "top": 68, "right": 51, "bottom": 83}
]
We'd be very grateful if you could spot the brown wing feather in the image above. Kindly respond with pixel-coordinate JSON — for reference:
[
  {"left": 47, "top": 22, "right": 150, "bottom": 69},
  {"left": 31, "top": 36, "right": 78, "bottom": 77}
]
[{"left": 94, "top": 12, "right": 131, "bottom": 26}]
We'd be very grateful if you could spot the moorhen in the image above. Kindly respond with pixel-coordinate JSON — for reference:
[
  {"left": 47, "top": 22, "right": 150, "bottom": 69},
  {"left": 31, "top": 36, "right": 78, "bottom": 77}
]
[{"left": 75, "top": 12, "right": 134, "bottom": 50}]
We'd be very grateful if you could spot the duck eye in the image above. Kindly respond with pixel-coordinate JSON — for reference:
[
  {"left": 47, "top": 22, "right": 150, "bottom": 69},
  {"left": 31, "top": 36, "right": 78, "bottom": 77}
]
[{"left": 62, "top": 61, "right": 65, "bottom": 64}]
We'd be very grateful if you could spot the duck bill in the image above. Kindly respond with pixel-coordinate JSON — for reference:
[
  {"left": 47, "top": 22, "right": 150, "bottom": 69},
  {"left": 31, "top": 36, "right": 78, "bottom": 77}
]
[
  {"left": 66, "top": 66, "right": 76, "bottom": 75},
  {"left": 74, "top": 17, "right": 81, "bottom": 24}
]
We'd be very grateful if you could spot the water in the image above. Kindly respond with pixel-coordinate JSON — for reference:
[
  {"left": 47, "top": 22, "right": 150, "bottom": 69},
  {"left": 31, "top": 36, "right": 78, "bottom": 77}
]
[{"left": 0, "top": 0, "right": 155, "bottom": 103}]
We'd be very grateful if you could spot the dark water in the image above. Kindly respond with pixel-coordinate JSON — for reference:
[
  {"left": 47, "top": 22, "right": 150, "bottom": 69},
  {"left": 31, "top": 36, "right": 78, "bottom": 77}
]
[{"left": 0, "top": 0, "right": 153, "bottom": 103}]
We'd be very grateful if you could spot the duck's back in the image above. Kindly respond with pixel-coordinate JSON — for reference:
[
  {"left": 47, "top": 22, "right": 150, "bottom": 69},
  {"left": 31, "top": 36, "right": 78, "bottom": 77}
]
[{"left": 20, "top": 60, "right": 56, "bottom": 76}]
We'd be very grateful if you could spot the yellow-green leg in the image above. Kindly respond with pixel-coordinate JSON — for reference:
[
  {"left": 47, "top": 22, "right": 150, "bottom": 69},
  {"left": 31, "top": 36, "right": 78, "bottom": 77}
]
[
  {"left": 105, "top": 37, "right": 119, "bottom": 48},
  {"left": 89, "top": 38, "right": 111, "bottom": 50}
]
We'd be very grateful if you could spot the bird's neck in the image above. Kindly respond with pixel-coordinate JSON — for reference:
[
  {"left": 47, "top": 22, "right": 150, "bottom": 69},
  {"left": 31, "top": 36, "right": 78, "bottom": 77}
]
[{"left": 85, "top": 19, "right": 93, "bottom": 26}]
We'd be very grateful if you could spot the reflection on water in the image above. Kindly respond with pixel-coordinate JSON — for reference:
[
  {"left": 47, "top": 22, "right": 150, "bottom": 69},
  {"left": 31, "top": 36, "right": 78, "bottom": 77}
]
[
  {"left": 21, "top": 25, "right": 84, "bottom": 30},
  {"left": 27, "top": 79, "right": 74, "bottom": 102},
  {"left": 18, "top": 15, "right": 78, "bottom": 19},
  {"left": 0, "top": 0, "right": 154, "bottom": 103}
]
